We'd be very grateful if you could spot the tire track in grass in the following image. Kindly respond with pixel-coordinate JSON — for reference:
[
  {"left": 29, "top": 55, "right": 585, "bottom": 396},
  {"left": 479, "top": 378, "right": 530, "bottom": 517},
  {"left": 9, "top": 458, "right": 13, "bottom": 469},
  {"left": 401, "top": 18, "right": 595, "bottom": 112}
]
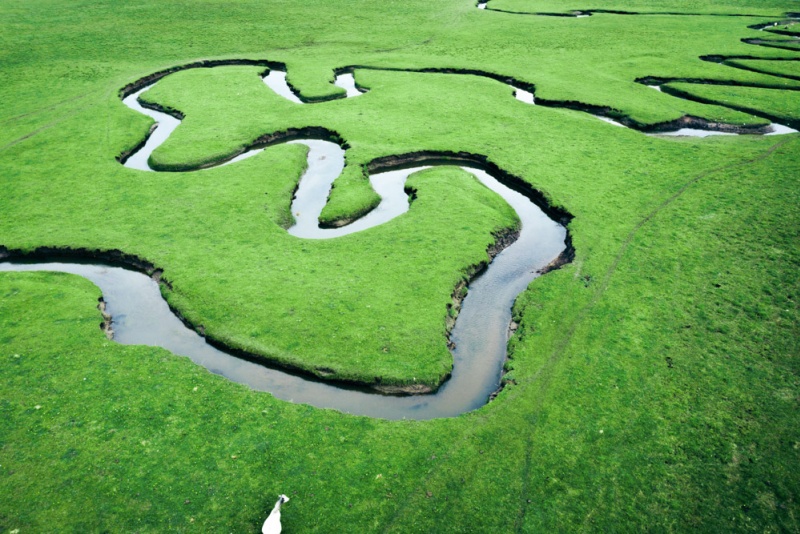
[
  {"left": 0, "top": 100, "right": 98, "bottom": 154},
  {"left": 0, "top": 91, "right": 91, "bottom": 125},
  {"left": 512, "top": 417, "right": 536, "bottom": 532},
  {"left": 509, "top": 135, "right": 796, "bottom": 532},
  {"left": 378, "top": 411, "right": 497, "bottom": 533},
  {"left": 289, "top": 25, "right": 797, "bottom": 526}
]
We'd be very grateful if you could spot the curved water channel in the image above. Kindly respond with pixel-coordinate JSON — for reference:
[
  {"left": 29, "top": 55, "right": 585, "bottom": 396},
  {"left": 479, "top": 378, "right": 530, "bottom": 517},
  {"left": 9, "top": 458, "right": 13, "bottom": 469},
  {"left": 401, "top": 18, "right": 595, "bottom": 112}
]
[
  {"left": 11, "top": 37, "right": 795, "bottom": 416},
  {"left": 0, "top": 67, "right": 567, "bottom": 420}
]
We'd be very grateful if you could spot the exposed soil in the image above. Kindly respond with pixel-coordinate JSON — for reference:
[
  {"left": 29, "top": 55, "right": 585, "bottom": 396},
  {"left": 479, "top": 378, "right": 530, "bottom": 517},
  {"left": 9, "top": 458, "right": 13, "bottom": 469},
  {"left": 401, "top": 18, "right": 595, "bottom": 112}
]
[
  {"left": 116, "top": 123, "right": 158, "bottom": 164},
  {"left": 445, "top": 226, "right": 522, "bottom": 343},
  {"left": 537, "top": 233, "right": 575, "bottom": 275},
  {"left": 118, "top": 56, "right": 797, "bottom": 175},
  {"left": 374, "top": 383, "right": 434, "bottom": 395},
  {"left": 0, "top": 245, "right": 158, "bottom": 274},
  {"left": 742, "top": 38, "right": 800, "bottom": 52},
  {"left": 97, "top": 297, "right": 114, "bottom": 340},
  {"left": 143, "top": 125, "right": 349, "bottom": 173}
]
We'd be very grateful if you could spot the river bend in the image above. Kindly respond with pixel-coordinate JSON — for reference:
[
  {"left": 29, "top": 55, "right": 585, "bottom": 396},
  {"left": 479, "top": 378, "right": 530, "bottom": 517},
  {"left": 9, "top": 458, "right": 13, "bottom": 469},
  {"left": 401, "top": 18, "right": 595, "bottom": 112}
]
[{"left": 0, "top": 67, "right": 567, "bottom": 420}]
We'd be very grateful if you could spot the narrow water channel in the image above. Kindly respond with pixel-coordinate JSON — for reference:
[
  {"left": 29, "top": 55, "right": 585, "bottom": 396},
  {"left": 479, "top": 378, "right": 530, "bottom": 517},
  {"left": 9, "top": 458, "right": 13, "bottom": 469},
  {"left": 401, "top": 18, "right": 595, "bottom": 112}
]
[
  {"left": 1, "top": 172, "right": 563, "bottom": 420},
  {"left": 16, "top": 55, "right": 795, "bottom": 417},
  {"left": 1, "top": 66, "right": 566, "bottom": 419}
]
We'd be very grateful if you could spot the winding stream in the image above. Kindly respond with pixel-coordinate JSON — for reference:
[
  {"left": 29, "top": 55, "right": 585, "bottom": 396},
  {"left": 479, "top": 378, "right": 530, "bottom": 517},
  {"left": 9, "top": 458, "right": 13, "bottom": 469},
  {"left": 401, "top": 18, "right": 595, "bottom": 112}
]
[
  {"left": 11, "top": 29, "right": 795, "bottom": 416},
  {"left": 1, "top": 67, "right": 567, "bottom": 420}
]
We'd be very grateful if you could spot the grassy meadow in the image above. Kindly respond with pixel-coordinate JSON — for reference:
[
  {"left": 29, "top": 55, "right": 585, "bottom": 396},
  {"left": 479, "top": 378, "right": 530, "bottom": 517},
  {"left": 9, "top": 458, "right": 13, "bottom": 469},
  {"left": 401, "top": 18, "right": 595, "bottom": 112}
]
[{"left": 1, "top": 0, "right": 799, "bottom": 531}]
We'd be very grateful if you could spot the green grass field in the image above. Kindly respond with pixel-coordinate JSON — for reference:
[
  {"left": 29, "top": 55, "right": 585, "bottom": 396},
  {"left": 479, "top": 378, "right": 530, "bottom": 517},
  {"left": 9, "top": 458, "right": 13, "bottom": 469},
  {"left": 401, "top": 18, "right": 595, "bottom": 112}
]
[{"left": 1, "top": 0, "right": 798, "bottom": 531}]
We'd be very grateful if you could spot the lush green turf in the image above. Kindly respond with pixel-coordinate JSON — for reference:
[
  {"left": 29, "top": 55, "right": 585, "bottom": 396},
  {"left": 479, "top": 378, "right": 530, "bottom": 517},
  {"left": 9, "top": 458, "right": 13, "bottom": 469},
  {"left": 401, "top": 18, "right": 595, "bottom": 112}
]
[{"left": 1, "top": 0, "right": 799, "bottom": 531}]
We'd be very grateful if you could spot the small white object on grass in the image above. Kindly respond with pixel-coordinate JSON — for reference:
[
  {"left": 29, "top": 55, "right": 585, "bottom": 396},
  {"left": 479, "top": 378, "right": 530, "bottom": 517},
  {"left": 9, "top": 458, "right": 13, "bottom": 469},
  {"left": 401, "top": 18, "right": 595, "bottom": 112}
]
[{"left": 262, "top": 494, "right": 290, "bottom": 534}]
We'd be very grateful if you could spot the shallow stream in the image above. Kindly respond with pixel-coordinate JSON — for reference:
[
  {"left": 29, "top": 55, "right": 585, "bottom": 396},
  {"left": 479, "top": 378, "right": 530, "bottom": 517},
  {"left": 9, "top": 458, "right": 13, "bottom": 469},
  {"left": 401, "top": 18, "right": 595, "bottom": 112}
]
[{"left": 1, "top": 68, "right": 566, "bottom": 420}]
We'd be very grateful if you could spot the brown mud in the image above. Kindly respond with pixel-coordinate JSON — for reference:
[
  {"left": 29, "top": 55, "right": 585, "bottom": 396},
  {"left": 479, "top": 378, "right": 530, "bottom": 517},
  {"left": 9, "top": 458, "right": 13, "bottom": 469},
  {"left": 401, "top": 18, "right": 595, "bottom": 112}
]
[{"left": 97, "top": 298, "right": 114, "bottom": 340}]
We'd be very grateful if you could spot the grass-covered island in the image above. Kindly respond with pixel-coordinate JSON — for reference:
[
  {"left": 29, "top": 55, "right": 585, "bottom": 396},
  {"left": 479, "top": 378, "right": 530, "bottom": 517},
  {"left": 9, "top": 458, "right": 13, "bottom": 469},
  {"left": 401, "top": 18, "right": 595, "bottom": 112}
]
[{"left": 1, "top": 0, "right": 798, "bottom": 531}]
